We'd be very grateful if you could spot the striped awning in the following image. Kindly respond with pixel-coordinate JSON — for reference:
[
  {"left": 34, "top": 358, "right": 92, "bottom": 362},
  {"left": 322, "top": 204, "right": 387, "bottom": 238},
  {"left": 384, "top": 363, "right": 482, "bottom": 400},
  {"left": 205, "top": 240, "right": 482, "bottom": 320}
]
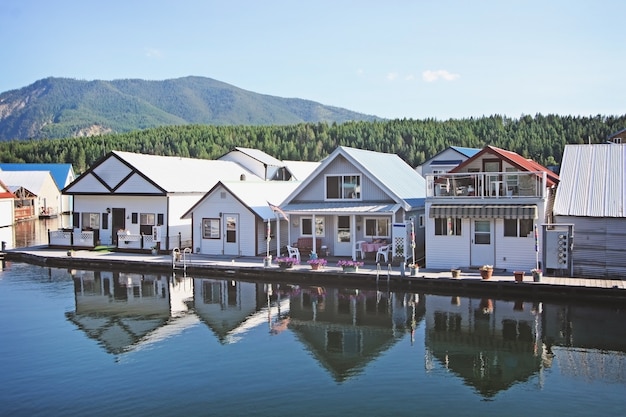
[{"left": 429, "top": 204, "right": 537, "bottom": 219}]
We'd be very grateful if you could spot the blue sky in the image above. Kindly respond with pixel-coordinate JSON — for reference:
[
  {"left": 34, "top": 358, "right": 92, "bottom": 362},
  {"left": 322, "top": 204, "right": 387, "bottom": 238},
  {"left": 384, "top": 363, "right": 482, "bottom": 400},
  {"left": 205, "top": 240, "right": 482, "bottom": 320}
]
[{"left": 1, "top": 0, "right": 624, "bottom": 120}]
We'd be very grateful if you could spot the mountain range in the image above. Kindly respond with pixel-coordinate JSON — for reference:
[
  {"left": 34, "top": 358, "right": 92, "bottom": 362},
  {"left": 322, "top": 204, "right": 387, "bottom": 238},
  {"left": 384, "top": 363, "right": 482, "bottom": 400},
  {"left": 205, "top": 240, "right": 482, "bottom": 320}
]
[{"left": 0, "top": 76, "right": 381, "bottom": 141}]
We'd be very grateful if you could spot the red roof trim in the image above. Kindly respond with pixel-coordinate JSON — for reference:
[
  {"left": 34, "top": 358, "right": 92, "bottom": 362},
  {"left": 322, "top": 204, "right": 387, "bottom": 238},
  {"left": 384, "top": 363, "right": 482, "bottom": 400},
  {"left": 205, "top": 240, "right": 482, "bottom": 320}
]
[{"left": 449, "top": 145, "right": 559, "bottom": 187}]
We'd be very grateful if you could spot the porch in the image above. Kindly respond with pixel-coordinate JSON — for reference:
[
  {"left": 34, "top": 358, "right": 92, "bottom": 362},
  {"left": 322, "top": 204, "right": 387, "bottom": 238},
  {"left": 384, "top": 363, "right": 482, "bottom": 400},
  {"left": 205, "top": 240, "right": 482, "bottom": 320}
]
[{"left": 426, "top": 171, "right": 548, "bottom": 199}]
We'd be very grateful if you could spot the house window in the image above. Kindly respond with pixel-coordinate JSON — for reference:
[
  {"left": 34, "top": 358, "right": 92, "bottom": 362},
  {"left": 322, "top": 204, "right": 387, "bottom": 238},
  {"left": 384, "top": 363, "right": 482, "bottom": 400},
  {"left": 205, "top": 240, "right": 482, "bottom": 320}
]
[
  {"left": 81, "top": 212, "right": 100, "bottom": 229},
  {"left": 202, "top": 218, "right": 220, "bottom": 239},
  {"left": 139, "top": 213, "right": 155, "bottom": 235},
  {"left": 434, "top": 217, "right": 461, "bottom": 236},
  {"left": 504, "top": 219, "right": 533, "bottom": 237},
  {"left": 326, "top": 175, "right": 361, "bottom": 200},
  {"left": 364, "top": 218, "right": 390, "bottom": 238},
  {"left": 301, "top": 218, "right": 325, "bottom": 237}
]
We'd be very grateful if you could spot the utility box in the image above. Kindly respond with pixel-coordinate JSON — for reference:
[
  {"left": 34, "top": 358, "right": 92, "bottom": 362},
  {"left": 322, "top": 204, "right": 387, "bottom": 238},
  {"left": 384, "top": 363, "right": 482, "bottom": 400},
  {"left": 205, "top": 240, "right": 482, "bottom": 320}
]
[{"left": 543, "top": 224, "right": 573, "bottom": 275}]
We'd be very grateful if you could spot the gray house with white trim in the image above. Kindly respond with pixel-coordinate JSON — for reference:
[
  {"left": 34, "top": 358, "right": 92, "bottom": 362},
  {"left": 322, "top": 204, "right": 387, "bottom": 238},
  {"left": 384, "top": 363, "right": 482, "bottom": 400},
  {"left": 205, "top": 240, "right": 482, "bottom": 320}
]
[
  {"left": 553, "top": 143, "right": 626, "bottom": 277},
  {"left": 281, "top": 146, "right": 426, "bottom": 262}
]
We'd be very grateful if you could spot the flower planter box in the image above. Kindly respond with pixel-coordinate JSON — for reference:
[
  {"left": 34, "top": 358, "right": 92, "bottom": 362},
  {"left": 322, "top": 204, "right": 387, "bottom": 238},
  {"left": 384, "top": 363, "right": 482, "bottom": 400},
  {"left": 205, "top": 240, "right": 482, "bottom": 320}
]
[
  {"left": 342, "top": 266, "right": 358, "bottom": 273},
  {"left": 278, "top": 262, "right": 295, "bottom": 269}
]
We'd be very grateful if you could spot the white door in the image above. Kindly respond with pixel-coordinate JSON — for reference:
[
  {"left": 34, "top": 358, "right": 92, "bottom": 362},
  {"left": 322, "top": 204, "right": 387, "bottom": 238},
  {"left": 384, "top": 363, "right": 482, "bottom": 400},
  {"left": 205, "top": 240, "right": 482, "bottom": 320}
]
[
  {"left": 223, "top": 213, "right": 239, "bottom": 256},
  {"left": 471, "top": 219, "right": 494, "bottom": 266},
  {"left": 334, "top": 215, "right": 352, "bottom": 256}
]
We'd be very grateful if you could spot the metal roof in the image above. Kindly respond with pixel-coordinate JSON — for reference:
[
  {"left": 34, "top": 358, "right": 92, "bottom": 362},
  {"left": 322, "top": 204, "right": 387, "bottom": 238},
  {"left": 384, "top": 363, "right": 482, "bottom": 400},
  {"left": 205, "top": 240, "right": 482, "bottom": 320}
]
[
  {"left": 553, "top": 143, "right": 625, "bottom": 218},
  {"left": 112, "top": 151, "right": 261, "bottom": 192},
  {"left": 282, "top": 202, "right": 402, "bottom": 214},
  {"left": 0, "top": 163, "right": 74, "bottom": 189},
  {"left": 339, "top": 147, "right": 426, "bottom": 203},
  {"left": 0, "top": 171, "right": 54, "bottom": 196}
]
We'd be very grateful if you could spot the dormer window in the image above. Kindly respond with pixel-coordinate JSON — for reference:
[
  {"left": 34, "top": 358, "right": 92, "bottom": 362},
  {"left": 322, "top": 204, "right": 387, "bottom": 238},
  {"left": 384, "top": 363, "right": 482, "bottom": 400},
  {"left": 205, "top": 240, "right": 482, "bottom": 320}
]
[{"left": 326, "top": 174, "right": 361, "bottom": 200}]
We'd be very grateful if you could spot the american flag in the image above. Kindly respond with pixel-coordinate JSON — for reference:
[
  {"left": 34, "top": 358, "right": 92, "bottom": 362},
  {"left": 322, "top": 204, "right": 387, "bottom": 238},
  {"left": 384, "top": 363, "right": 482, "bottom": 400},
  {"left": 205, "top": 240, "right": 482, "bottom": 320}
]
[{"left": 267, "top": 202, "right": 289, "bottom": 221}]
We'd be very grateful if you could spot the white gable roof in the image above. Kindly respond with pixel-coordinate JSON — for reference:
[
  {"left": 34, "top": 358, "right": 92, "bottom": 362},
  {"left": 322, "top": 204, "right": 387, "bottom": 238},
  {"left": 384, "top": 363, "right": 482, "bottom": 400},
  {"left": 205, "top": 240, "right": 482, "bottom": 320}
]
[
  {"left": 182, "top": 180, "right": 300, "bottom": 220},
  {"left": 0, "top": 171, "right": 54, "bottom": 196},
  {"left": 554, "top": 143, "right": 626, "bottom": 218},
  {"left": 283, "top": 146, "right": 426, "bottom": 211},
  {"left": 283, "top": 160, "right": 320, "bottom": 181},
  {"left": 65, "top": 151, "right": 262, "bottom": 194}
]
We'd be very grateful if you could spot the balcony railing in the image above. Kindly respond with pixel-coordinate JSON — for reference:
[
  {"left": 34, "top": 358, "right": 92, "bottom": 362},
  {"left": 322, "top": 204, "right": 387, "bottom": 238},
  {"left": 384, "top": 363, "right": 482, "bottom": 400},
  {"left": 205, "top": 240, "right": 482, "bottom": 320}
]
[{"left": 426, "top": 171, "right": 547, "bottom": 199}]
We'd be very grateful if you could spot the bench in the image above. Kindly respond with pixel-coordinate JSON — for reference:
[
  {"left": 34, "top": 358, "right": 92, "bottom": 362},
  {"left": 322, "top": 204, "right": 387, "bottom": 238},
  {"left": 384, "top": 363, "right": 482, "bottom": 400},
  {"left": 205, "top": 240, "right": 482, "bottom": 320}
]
[{"left": 295, "top": 237, "right": 322, "bottom": 256}]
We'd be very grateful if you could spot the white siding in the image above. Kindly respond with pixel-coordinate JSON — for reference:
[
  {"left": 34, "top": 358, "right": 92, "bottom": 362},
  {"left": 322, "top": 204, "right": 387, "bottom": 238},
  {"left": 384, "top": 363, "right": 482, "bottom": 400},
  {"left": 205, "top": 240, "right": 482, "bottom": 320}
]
[
  {"left": 190, "top": 186, "right": 258, "bottom": 256},
  {"left": 116, "top": 173, "right": 162, "bottom": 194},
  {"left": 0, "top": 198, "right": 13, "bottom": 227},
  {"left": 93, "top": 156, "right": 132, "bottom": 187}
]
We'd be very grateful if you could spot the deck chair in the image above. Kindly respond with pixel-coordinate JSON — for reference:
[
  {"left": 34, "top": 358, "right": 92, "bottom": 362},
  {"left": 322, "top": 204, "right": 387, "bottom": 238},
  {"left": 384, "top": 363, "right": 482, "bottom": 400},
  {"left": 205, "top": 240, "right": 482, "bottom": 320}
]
[
  {"left": 286, "top": 245, "right": 301, "bottom": 262},
  {"left": 376, "top": 244, "right": 391, "bottom": 263},
  {"left": 354, "top": 240, "right": 366, "bottom": 260}
]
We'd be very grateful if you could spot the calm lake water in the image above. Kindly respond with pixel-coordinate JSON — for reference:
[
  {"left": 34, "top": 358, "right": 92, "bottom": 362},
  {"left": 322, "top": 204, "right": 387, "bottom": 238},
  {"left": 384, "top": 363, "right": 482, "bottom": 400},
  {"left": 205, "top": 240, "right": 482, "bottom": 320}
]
[{"left": 0, "top": 261, "right": 625, "bottom": 417}]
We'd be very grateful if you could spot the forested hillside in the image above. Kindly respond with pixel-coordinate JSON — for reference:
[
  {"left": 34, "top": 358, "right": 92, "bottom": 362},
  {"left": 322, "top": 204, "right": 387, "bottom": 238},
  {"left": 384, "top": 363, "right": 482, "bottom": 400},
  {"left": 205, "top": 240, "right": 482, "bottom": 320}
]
[
  {"left": 0, "top": 114, "right": 623, "bottom": 174},
  {"left": 0, "top": 76, "right": 380, "bottom": 141}
]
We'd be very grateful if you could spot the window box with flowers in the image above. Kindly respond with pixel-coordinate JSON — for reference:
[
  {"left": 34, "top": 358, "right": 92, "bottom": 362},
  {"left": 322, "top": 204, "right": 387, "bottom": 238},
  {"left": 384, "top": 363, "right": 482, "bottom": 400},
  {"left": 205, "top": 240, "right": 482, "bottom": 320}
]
[
  {"left": 307, "top": 258, "right": 327, "bottom": 270},
  {"left": 531, "top": 268, "right": 542, "bottom": 282},
  {"left": 275, "top": 256, "right": 299, "bottom": 269},
  {"left": 337, "top": 259, "right": 364, "bottom": 272}
]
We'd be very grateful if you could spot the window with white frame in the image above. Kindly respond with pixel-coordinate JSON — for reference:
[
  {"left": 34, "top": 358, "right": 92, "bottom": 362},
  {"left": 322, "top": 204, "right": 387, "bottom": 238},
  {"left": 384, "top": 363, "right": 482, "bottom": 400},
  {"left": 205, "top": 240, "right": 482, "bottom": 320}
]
[
  {"left": 140, "top": 213, "right": 155, "bottom": 235},
  {"left": 301, "top": 218, "right": 325, "bottom": 237},
  {"left": 202, "top": 218, "right": 220, "bottom": 239},
  {"left": 504, "top": 219, "right": 533, "bottom": 237},
  {"left": 434, "top": 217, "right": 462, "bottom": 236},
  {"left": 364, "top": 217, "right": 390, "bottom": 238},
  {"left": 326, "top": 175, "right": 361, "bottom": 200},
  {"left": 81, "top": 212, "right": 100, "bottom": 229}
]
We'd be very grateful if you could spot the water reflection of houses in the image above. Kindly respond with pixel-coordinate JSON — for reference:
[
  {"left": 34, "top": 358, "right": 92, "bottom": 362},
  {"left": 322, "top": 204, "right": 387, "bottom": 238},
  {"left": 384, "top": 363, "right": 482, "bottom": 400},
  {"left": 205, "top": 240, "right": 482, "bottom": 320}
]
[
  {"left": 66, "top": 270, "right": 197, "bottom": 355},
  {"left": 424, "top": 295, "right": 543, "bottom": 398},
  {"left": 288, "top": 287, "right": 425, "bottom": 382},
  {"left": 543, "top": 303, "right": 626, "bottom": 384},
  {"left": 191, "top": 278, "right": 286, "bottom": 344}
]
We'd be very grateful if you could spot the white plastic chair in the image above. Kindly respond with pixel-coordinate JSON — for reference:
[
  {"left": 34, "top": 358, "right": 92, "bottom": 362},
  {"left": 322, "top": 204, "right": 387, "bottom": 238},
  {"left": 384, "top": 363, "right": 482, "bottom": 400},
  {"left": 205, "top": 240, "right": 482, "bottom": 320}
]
[
  {"left": 376, "top": 244, "right": 391, "bottom": 263},
  {"left": 353, "top": 240, "right": 366, "bottom": 260},
  {"left": 286, "top": 245, "right": 301, "bottom": 262}
]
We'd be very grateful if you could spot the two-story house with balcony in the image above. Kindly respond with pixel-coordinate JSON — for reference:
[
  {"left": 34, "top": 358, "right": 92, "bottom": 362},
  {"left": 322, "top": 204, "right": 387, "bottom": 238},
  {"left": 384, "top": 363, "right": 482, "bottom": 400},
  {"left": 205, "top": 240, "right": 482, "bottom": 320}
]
[{"left": 425, "top": 146, "right": 559, "bottom": 271}]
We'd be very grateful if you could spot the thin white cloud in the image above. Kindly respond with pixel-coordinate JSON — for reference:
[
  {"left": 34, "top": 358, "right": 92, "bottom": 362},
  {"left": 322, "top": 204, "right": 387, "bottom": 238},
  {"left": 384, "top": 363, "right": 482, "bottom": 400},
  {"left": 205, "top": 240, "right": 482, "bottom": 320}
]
[
  {"left": 386, "top": 72, "right": 399, "bottom": 81},
  {"left": 422, "top": 69, "right": 460, "bottom": 82},
  {"left": 145, "top": 48, "right": 163, "bottom": 59}
]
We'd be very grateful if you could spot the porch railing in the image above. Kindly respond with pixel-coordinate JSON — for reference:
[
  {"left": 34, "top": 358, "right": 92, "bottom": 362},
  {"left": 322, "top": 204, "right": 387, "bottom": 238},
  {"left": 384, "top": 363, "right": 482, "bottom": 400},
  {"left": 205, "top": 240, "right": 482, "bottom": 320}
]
[{"left": 426, "top": 171, "right": 547, "bottom": 199}]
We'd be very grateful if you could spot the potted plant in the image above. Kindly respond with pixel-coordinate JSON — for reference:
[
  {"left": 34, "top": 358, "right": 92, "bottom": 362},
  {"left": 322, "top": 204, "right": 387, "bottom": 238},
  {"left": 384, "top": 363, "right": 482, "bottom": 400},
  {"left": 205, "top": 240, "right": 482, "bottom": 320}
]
[
  {"left": 307, "top": 258, "right": 327, "bottom": 270},
  {"left": 451, "top": 268, "right": 461, "bottom": 278},
  {"left": 263, "top": 255, "right": 272, "bottom": 268},
  {"left": 479, "top": 265, "right": 493, "bottom": 280},
  {"left": 531, "top": 268, "right": 542, "bottom": 282},
  {"left": 514, "top": 271, "right": 525, "bottom": 282},
  {"left": 337, "top": 259, "right": 364, "bottom": 272},
  {"left": 407, "top": 262, "right": 419, "bottom": 276},
  {"left": 275, "top": 256, "right": 299, "bottom": 269}
]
